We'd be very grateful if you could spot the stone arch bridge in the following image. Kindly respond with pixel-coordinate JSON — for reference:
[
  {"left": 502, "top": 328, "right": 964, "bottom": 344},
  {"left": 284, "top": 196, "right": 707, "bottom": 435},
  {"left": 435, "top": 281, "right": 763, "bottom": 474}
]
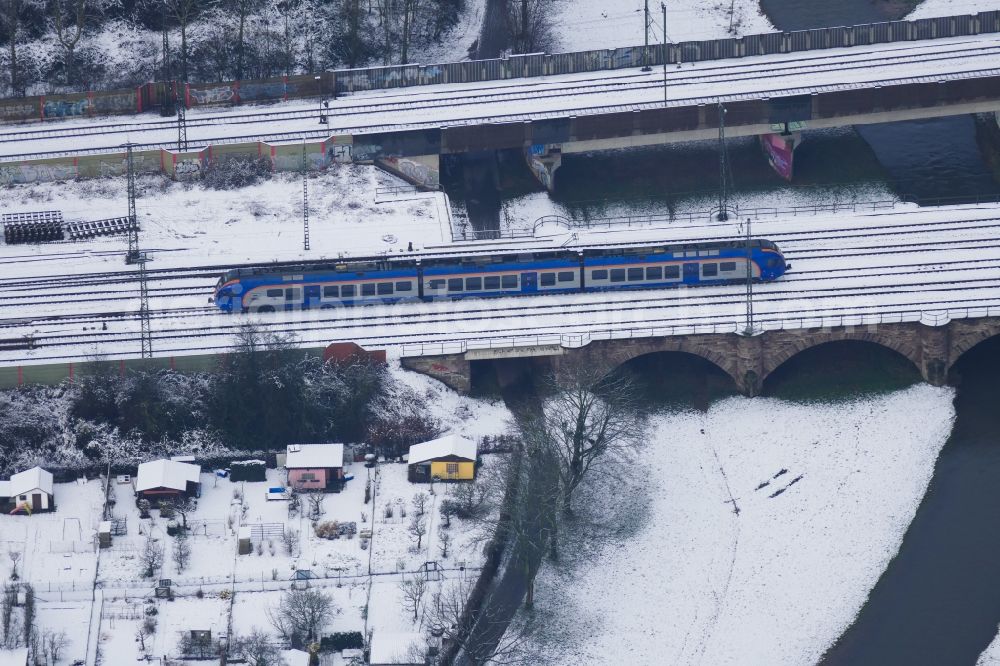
[{"left": 401, "top": 318, "right": 1000, "bottom": 395}]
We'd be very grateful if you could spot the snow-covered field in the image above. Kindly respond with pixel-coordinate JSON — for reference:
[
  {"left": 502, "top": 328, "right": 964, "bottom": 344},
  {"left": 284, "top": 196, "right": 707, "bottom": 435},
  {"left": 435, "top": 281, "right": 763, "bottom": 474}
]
[
  {"left": 552, "top": 0, "right": 774, "bottom": 53},
  {"left": 527, "top": 384, "right": 956, "bottom": 664},
  {"left": 0, "top": 364, "right": 511, "bottom": 663},
  {"left": 908, "top": 0, "right": 1000, "bottom": 20}
]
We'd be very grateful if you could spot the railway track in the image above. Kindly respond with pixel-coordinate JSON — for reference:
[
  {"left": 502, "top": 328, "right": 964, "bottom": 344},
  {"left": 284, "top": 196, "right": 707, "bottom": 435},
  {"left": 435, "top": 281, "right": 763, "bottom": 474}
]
[{"left": 4, "top": 35, "right": 1000, "bottom": 160}]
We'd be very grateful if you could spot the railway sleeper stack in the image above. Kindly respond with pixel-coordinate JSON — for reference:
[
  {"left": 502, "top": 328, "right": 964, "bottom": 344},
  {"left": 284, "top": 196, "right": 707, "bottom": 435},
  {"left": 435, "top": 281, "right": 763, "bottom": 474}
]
[
  {"left": 64, "top": 217, "right": 136, "bottom": 241},
  {"left": 1, "top": 210, "right": 64, "bottom": 244}
]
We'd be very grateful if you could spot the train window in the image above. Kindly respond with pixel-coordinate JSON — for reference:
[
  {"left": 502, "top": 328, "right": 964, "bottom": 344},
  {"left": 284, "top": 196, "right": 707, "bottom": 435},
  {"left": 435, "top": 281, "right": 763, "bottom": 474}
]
[
  {"left": 341, "top": 285, "right": 356, "bottom": 297},
  {"left": 591, "top": 269, "right": 608, "bottom": 280},
  {"left": 664, "top": 265, "right": 680, "bottom": 279},
  {"left": 501, "top": 275, "right": 518, "bottom": 289},
  {"left": 266, "top": 288, "right": 282, "bottom": 297},
  {"left": 284, "top": 288, "right": 300, "bottom": 301},
  {"left": 540, "top": 273, "right": 556, "bottom": 286},
  {"left": 323, "top": 286, "right": 338, "bottom": 298},
  {"left": 362, "top": 284, "right": 376, "bottom": 296},
  {"left": 558, "top": 271, "right": 575, "bottom": 283},
  {"left": 466, "top": 277, "right": 482, "bottom": 291},
  {"left": 484, "top": 276, "right": 501, "bottom": 290},
  {"left": 377, "top": 283, "right": 393, "bottom": 295},
  {"left": 720, "top": 262, "right": 737, "bottom": 272},
  {"left": 396, "top": 281, "right": 413, "bottom": 292},
  {"left": 646, "top": 266, "right": 663, "bottom": 280},
  {"left": 610, "top": 269, "right": 626, "bottom": 282},
  {"left": 448, "top": 278, "right": 463, "bottom": 291},
  {"left": 428, "top": 279, "right": 445, "bottom": 290},
  {"left": 702, "top": 263, "right": 718, "bottom": 277},
  {"left": 627, "top": 267, "right": 644, "bottom": 281}
]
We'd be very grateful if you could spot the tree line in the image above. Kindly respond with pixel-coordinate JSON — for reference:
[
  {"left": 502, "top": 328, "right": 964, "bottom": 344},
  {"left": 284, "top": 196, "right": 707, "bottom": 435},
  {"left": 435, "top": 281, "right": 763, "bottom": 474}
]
[{"left": 0, "top": 0, "right": 467, "bottom": 96}]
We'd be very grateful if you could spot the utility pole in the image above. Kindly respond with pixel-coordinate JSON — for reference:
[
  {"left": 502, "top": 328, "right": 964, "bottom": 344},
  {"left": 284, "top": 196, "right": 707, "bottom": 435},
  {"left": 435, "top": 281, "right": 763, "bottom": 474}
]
[
  {"left": 744, "top": 217, "right": 754, "bottom": 334},
  {"left": 642, "top": 0, "right": 651, "bottom": 71},
  {"left": 717, "top": 102, "right": 730, "bottom": 221},
  {"left": 174, "top": 82, "right": 187, "bottom": 152},
  {"left": 662, "top": 3, "right": 668, "bottom": 106},
  {"left": 124, "top": 143, "right": 153, "bottom": 358},
  {"left": 302, "top": 140, "right": 310, "bottom": 252}
]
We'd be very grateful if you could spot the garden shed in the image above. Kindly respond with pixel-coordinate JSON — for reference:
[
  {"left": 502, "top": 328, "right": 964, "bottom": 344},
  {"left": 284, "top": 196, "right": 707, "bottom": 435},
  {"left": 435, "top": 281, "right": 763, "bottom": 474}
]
[
  {"left": 284, "top": 443, "right": 344, "bottom": 492},
  {"left": 0, "top": 466, "right": 54, "bottom": 513},
  {"left": 135, "top": 459, "right": 202, "bottom": 500},
  {"left": 408, "top": 434, "right": 477, "bottom": 482}
]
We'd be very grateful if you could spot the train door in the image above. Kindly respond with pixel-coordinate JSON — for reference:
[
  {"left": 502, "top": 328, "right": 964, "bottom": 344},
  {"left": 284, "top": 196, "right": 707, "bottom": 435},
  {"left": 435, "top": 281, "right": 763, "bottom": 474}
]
[
  {"left": 682, "top": 263, "right": 700, "bottom": 285},
  {"left": 303, "top": 285, "right": 321, "bottom": 310},
  {"left": 520, "top": 272, "right": 538, "bottom": 293}
]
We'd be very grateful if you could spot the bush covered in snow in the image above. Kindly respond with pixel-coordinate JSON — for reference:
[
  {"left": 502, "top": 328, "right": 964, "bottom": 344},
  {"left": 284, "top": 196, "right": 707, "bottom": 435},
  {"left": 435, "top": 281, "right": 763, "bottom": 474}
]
[{"left": 202, "top": 156, "right": 273, "bottom": 190}]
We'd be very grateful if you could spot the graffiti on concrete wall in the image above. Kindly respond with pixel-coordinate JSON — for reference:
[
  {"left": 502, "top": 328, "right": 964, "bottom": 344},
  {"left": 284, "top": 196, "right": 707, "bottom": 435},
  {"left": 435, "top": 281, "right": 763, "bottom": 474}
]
[
  {"left": 380, "top": 156, "right": 439, "bottom": 188},
  {"left": 0, "top": 102, "right": 38, "bottom": 121},
  {"left": 43, "top": 98, "right": 90, "bottom": 118},
  {"left": 173, "top": 160, "right": 202, "bottom": 180},
  {"left": 0, "top": 162, "right": 76, "bottom": 185},
  {"left": 238, "top": 82, "right": 288, "bottom": 102},
  {"left": 93, "top": 92, "right": 138, "bottom": 114},
  {"left": 189, "top": 86, "right": 235, "bottom": 105},
  {"left": 327, "top": 143, "right": 352, "bottom": 163},
  {"left": 98, "top": 154, "right": 151, "bottom": 178}
]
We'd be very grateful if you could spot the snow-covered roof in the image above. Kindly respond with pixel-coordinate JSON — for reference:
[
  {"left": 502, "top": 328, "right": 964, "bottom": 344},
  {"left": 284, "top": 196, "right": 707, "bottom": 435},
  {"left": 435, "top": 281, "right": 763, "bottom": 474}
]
[
  {"left": 285, "top": 443, "right": 344, "bottom": 469},
  {"left": 5, "top": 467, "right": 53, "bottom": 497},
  {"left": 281, "top": 650, "right": 310, "bottom": 666},
  {"left": 135, "top": 459, "right": 201, "bottom": 492},
  {"left": 408, "top": 434, "right": 477, "bottom": 465},
  {"left": 369, "top": 632, "right": 425, "bottom": 665}
]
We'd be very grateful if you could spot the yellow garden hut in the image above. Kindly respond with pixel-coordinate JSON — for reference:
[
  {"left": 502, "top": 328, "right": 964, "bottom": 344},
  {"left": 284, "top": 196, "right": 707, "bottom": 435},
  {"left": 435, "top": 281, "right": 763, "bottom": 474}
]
[{"left": 407, "top": 434, "right": 477, "bottom": 483}]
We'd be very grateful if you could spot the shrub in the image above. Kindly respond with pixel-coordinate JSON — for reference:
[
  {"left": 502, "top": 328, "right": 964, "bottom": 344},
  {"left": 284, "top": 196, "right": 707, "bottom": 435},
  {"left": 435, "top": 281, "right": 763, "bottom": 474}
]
[{"left": 202, "top": 156, "right": 273, "bottom": 190}]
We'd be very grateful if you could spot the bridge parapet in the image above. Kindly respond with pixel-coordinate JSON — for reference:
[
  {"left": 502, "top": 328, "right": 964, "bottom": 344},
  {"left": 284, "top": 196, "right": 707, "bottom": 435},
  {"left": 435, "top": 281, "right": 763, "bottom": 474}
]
[{"left": 401, "top": 311, "right": 1000, "bottom": 396}]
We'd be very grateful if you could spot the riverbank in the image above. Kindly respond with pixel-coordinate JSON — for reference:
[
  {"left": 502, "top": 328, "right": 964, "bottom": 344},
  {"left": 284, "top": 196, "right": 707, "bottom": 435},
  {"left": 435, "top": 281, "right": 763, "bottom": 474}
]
[{"left": 523, "top": 384, "right": 955, "bottom": 663}]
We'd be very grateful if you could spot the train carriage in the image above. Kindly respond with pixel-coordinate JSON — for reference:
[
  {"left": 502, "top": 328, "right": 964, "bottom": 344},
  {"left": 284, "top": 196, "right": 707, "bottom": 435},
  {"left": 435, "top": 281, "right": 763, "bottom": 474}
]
[{"left": 213, "top": 239, "right": 789, "bottom": 313}]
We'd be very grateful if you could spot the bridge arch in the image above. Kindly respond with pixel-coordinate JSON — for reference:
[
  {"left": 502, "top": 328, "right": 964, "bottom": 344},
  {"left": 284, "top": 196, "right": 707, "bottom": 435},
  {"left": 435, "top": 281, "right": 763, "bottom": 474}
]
[
  {"left": 761, "top": 329, "right": 923, "bottom": 387},
  {"left": 946, "top": 320, "right": 1000, "bottom": 375},
  {"left": 557, "top": 338, "right": 742, "bottom": 389}
]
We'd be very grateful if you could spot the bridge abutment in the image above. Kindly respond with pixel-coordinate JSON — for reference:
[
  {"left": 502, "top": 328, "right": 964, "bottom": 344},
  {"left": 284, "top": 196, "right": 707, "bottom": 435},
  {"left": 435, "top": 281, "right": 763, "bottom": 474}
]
[{"left": 525, "top": 144, "right": 563, "bottom": 191}]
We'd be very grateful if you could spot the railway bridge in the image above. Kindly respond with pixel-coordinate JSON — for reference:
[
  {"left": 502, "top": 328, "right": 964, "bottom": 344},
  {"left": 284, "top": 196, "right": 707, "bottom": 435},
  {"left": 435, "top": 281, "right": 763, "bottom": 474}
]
[
  {"left": 5, "top": 12, "right": 1000, "bottom": 188},
  {"left": 400, "top": 314, "right": 1000, "bottom": 396}
]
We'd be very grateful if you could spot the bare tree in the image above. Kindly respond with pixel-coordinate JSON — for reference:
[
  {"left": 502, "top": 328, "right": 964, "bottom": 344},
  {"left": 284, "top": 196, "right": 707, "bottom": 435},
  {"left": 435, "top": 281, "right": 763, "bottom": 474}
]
[
  {"left": 505, "top": 0, "right": 554, "bottom": 54},
  {"left": 407, "top": 515, "right": 427, "bottom": 551},
  {"left": 0, "top": 584, "right": 14, "bottom": 647},
  {"left": 160, "top": 495, "right": 197, "bottom": 529},
  {"left": 172, "top": 529, "right": 191, "bottom": 573},
  {"left": 437, "top": 527, "right": 451, "bottom": 559},
  {"left": 280, "top": 528, "right": 298, "bottom": 556},
  {"left": 398, "top": 575, "right": 427, "bottom": 623},
  {"left": 40, "top": 629, "right": 68, "bottom": 665},
  {"left": 529, "top": 359, "right": 645, "bottom": 514},
  {"left": 428, "top": 578, "right": 537, "bottom": 665},
  {"left": 226, "top": 0, "right": 264, "bottom": 79},
  {"left": 307, "top": 493, "right": 325, "bottom": 521},
  {"left": 266, "top": 587, "right": 336, "bottom": 645},
  {"left": 156, "top": 0, "right": 203, "bottom": 81},
  {"left": 411, "top": 492, "right": 428, "bottom": 517},
  {"left": 7, "top": 553, "right": 20, "bottom": 581},
  {"left": 139, "top": 533, "right": 164, "bottom": 578},
  {"left": 233, "top": 628, "right": 282, "bottom": 666}
]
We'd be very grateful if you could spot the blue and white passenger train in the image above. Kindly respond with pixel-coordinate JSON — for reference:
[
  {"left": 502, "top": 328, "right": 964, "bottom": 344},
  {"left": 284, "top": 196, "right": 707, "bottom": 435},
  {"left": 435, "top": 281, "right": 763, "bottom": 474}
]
[{"left": 212, "top": 239, "right": 789, "bottom": 313}]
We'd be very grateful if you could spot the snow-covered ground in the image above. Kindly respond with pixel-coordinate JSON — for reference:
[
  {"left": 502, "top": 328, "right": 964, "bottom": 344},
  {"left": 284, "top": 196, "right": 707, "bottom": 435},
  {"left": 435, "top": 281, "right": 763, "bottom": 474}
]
[
  {"left": 527, "top": 384, "right": 956, "bottom": 664},
  {"left": 908, "top": 0, "right": 1000, "bottom": 20},
  {"left": 0, "top": 363, "right": 511, "bottom": 663},
  {"left": 551, "top": 0, "right": 774, "bottom": 53}
]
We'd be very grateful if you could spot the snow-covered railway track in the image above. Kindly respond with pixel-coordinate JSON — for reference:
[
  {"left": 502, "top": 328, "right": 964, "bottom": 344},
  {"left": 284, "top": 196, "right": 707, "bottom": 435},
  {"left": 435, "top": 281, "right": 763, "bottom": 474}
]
[{"left": 4, "top": 39, "right": 997, "bottom": 148}]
